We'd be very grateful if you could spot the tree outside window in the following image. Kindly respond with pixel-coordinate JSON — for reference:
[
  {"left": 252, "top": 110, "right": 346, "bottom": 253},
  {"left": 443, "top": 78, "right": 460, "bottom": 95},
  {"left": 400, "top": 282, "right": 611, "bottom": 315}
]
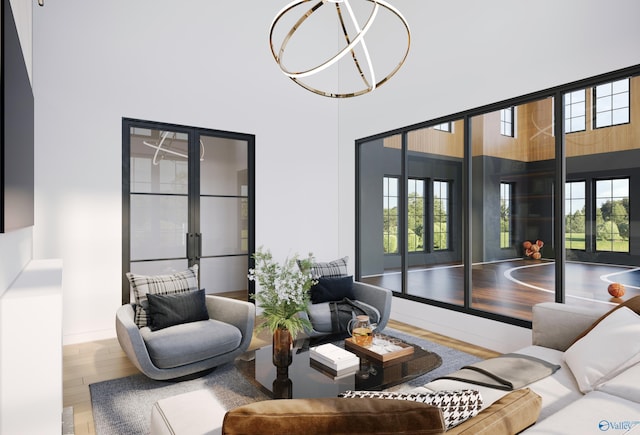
[
  {"left": 433, "top": 180, "right": 450, "bottom": 250},
  {"left": 408, "top": 179, "right": 425, "bottom": 252},
  {"left": 595, "top": 179, "right": 629, "bottom": 252},
  {"left": 383, "top": 176, "right": 399, "bottom": 253},
  {"left": 565, "top": 181, "right": 586, "bottom": 250}
]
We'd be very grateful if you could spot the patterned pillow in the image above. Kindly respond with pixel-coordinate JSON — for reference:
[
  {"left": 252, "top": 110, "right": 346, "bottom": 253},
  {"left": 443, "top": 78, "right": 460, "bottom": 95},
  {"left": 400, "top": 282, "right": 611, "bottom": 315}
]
[
  {"left": 307, "top": 256, "right": 349, "bottom": 278},
  {"left": 338, "top": 389, "right": 483, "bottom": 430},
  {"left": 126, "top": 265, "right": 199, "bottom": 328}
]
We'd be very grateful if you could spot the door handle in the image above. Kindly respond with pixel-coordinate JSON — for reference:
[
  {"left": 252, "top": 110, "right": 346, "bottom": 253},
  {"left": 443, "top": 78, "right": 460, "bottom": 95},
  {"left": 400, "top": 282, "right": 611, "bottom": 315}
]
[
  {"left": 196, "top": 233, "right": 202, "bottom": 259},
  {"left": 187, "top": 233, "right": 194, "bottom": 259}
]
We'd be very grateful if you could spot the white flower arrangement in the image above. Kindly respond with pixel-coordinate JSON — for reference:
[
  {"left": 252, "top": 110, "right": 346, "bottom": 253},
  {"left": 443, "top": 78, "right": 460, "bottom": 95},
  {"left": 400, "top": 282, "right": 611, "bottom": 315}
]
[{"left": 248, "top": 247, "right": 317, "bottom": 338}]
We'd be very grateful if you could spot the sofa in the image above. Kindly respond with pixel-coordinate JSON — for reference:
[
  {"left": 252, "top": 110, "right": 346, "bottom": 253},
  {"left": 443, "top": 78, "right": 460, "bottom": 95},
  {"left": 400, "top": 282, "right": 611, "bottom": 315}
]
[
  {"left": 415, "top": 297, "right": 640, "bottom": 434},
  {"left": 151, "top": 297, "right": 640, "bottom": 434}
]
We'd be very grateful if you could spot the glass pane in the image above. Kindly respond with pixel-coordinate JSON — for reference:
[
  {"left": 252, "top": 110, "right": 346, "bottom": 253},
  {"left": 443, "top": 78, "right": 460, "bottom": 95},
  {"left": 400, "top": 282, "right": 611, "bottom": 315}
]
[
  {"left": 130, "top": 194, "right": 188, "bottom": 261},
  {"left": 405, "top": 119, "right": 464, "bottom": 304},
  {"left": 612, "top": 93, "right": 629, "bottom": 110},
  {"left": 612, "top": 78, "right": 629, "bottom": 93},
  {"left": 130, "top": 128, "right": 188, "bottom": 194},
  {"left": 200, "top": 197, "right": 248, "bottom": 256},
  {"left": 199, "top": 256, "right": 248, "bottom": 294},
  {"left": 565, "top": 74, "right": 639, "bottom": 307},
  {"left": 358, "top": 134, "right": 403, "bottom": 293},
  {"left": 200, "top": 135, "right": 249, "bottom": 196},
  {"left": 470, "top": 97, "right": 556, "bottom": 321}
]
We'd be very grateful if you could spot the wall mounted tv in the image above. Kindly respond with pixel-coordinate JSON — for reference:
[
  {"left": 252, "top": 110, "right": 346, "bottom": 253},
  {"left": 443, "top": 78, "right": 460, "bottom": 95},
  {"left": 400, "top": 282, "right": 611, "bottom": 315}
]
[{"left": 1, "top": 0, "right": 35, "bottom": 233}]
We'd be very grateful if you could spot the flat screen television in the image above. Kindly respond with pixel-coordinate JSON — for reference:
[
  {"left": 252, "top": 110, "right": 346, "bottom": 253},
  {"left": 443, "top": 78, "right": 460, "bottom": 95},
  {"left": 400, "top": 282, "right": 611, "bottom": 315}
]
[{"left": 1, "top": 0, "right": 35, "bottom": 233}]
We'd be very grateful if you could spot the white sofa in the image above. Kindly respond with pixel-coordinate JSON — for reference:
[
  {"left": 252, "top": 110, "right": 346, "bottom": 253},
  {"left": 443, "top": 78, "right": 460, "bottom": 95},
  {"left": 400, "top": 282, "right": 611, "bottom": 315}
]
[
  {"left": 417, "top": 300, "right": 640, "bottom": 434},
  {"left": 151, "top": 300, "right": 640, "bottom": 434}
]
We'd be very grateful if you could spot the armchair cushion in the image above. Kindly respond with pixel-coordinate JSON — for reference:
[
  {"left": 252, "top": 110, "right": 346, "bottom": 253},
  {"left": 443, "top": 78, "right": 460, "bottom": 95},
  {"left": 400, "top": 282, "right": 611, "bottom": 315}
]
[
  {"left": 126, "top": 266, "right": 199, "bottom": 328},
  {"left": 311, "top": 276, "right": 355, "bottom": 304},
  {"left": 140, "top": 319, "right": 242, "bottom": 369},
  {"left": 147, "top": 289, "right": 209, "bottom": 331}
]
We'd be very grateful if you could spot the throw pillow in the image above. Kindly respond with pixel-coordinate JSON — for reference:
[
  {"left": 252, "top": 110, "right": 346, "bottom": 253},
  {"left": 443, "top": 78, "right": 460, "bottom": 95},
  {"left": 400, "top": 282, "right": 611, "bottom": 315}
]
[
  {"left": 310, "top": 276, "right": 355, "bottom": 304},
  {"left": 126, "top": 265, "right": 199, "bottom": 328},
  {"left": 563, "top": 306, "right": 640, "bottom": 393},
  {"left": 571, "top": 294, "right": 640, "bottom": 345},
  {"left": 147, "top": 289, "right": 209, "bottom": 331},
  {"left": 304, "top": 256, "right": 349, "bottom": 278},
  {"left": 222, "top": 397, "right": 445, "bottom": 435},
  {"left": 338, "top": 389, "right": 483, "bottom": 430}
]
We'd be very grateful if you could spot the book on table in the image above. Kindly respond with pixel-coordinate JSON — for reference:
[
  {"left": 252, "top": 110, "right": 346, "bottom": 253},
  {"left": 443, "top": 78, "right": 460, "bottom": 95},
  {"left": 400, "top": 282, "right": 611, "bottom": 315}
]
[
  {"left": 309, "top": 359, "right": 358, "bottom": 379},
  {"left": 309, "top": 343, "right": 359, "bottom": 371}
]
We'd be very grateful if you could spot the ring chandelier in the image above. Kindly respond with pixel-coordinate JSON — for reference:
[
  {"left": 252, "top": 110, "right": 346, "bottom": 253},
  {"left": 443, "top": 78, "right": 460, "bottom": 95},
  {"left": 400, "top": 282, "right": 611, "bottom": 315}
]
[{"left": 269, "top": 0, "right": 411, "bottom": 98}]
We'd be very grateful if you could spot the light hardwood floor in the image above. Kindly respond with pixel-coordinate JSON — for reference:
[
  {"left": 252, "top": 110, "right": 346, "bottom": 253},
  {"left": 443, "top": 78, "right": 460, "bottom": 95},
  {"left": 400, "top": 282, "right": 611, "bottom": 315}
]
[{"left": 63, "top": 319, "right": 500, "bottom": 434}]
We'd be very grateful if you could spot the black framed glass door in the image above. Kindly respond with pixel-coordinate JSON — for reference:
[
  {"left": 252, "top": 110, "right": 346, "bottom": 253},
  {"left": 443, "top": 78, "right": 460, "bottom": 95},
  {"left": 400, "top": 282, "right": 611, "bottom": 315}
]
[{"left": 122, "top": 119, "right": 254, "bottom": 304}]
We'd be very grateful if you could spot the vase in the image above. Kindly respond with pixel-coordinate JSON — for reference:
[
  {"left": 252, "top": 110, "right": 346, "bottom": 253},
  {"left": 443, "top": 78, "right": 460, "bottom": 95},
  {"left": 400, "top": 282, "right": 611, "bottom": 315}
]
[
  {"left": 272, "top": 327, "right": 293, "bottom": 368},
  {"left": 273, "top": 367, "right": 293, "bottom": 399}
]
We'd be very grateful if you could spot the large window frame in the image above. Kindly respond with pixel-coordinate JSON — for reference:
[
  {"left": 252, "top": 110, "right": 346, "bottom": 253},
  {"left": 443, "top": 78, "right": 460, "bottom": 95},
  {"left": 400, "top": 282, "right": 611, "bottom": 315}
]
[{"left": 356, "top": 64, "right": 640, "bottom": 329}]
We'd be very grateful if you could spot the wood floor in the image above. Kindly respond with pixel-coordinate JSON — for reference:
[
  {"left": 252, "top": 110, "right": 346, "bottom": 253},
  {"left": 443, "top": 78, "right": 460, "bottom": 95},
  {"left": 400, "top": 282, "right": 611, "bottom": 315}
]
[
  {"left": 63, "top": 319, "right": 500, "bottom": 434},
  {"left": 363, "top": 260, "right": 638, "bottom": 320}
]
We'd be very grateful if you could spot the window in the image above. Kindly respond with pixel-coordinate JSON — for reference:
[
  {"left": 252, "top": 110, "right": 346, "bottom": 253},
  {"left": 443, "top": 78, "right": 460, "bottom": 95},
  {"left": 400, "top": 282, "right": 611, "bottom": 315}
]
[
  {"left": 595, "top": 178, "right": 629, "bottom": 252},
  {"left": 564, "top": 89, "right": 586, "bottom": 133},
  {"left": 408, "top": 179, "right": 425, "bottom": 252},
  {"left": 432, "top": 122, "right": 452, "bottom": 132},
  {"left": 565, "top": 181, "right": 586, "bottom": 250},
  {"left": 500, "top": 107, "right": 515, "bottom": 137},
  {"left": 357, "top": 67, "right": 640, "bottom": 328},
  {"left": 594, "top": 78, "right": 630, "bottom": 128},
  {"left": 433, "top": 180, "right": 450, "bottom": 250},
  {"left": 383, "top": 176, "right": 399, "bottom": 253},
  {"left": 500, "top": 183, "right": 513, "bottom": 248}
]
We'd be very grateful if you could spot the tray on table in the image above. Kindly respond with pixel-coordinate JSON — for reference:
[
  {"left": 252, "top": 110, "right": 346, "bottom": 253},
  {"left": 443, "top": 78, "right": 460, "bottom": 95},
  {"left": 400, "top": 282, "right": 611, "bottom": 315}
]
[{"left": 344, "top": 336, "right": 415, "bottom": 363}]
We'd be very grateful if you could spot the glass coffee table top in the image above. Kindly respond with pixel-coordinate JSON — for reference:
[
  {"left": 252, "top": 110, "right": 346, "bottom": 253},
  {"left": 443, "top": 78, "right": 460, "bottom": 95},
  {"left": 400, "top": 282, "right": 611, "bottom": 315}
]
[{"left": 236, "top": 334, "right": 442, "bottom": 399}]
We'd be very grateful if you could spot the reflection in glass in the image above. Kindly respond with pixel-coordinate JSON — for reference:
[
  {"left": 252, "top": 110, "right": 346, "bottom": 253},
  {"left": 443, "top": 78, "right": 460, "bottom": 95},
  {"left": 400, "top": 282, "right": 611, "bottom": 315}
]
[
  {"left": 565, "top": 181, "right": 586, "bottom": 250},
  {"left": 471, "top": 97, "right": 556, "bottom": 319},
  {"left": 199, "top": 256, "right": 248, "bottom": 294},
  {"left": 130, "top": 128, "right": 188, "bottom": 194},
  {"left": 565, "top": 74, "right": 638, "bottom": 307},
  {"left": 200, "top": 197, "right": 248, "bottom": 256},
  {"left": 358, "top": 135, "right": 403, "bottom": 293},
  {"left": 130, "top": 195, "right": 188, "bottom": 261}
]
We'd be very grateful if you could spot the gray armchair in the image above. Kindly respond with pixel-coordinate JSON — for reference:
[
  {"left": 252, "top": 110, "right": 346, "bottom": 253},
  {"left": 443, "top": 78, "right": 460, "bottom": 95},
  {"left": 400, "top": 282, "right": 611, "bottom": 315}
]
[
  {"left": 300, "top": 281, "right": 392, "bottom": 338},
  {"left": 116, "top": 295, "right": 255, "bottom": 381}
]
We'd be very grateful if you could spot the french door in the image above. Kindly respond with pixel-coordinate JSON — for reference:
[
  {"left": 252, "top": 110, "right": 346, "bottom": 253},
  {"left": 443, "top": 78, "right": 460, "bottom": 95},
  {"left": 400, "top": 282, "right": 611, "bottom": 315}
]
[{"left": 122, "top": 118, "right": 255, "bottom": 304}]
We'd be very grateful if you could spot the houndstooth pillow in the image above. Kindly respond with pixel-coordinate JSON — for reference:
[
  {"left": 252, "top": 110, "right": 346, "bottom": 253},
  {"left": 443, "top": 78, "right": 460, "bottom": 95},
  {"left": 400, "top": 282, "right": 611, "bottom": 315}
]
[
  {"left": 304, "top": 256, "right": 349, "bottom": 278},
  {"left": 338, "top": 389, "right": 483, "bottom": 430},
  {"left": 126, "top": 265, "right": 199, "bottom": 328}
]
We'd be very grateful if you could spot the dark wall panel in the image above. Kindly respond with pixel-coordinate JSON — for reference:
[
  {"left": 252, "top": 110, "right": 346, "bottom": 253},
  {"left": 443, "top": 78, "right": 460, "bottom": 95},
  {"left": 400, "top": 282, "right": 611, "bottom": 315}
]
[{"left": 1, "top": 0, "right": 35, "bottom": 232}]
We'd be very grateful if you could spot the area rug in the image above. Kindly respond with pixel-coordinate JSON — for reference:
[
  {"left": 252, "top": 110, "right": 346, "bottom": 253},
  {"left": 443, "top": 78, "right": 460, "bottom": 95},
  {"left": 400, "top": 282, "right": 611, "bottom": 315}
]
[{"left": 90, "top": 328, "right": 482, "bottom": 434}]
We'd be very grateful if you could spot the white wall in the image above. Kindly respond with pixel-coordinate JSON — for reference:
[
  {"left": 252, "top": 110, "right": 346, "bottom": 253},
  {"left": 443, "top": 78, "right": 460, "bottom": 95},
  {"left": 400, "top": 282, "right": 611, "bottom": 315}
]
[{"left": 32, "top": 1, "right": 640, "bottom": 346}]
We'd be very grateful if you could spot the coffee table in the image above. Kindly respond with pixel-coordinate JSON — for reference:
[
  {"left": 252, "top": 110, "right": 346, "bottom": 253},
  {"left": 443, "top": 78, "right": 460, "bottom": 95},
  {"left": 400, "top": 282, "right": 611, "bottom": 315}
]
[{"left": 236, "top": 334, "right": 442, "bottom": 399}]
